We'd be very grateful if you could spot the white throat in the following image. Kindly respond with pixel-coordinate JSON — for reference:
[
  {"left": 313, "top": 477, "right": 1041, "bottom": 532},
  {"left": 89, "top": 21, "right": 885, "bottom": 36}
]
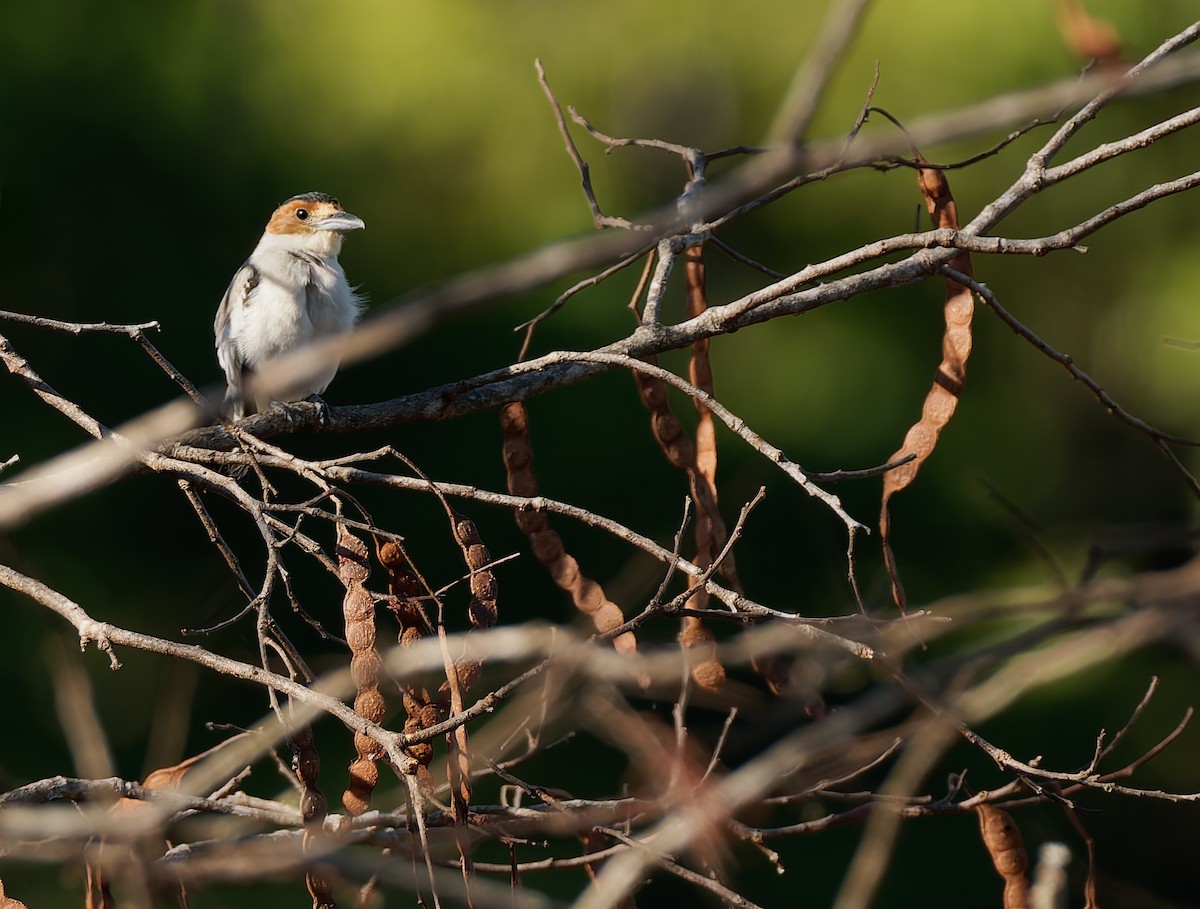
[{"left": 258, "top": 228, "right": 344, "bottom": 260}]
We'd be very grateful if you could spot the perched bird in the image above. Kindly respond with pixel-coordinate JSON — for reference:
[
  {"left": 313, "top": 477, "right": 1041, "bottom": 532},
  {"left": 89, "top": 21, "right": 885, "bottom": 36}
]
[{"left": 215, "top": 192, "right": 365, "bottom": 419}]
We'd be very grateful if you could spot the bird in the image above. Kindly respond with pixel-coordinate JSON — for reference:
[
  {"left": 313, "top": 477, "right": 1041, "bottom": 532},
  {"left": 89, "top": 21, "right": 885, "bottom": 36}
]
[{"left": 214, "top": 192, "right": 365, "bottom": 419}]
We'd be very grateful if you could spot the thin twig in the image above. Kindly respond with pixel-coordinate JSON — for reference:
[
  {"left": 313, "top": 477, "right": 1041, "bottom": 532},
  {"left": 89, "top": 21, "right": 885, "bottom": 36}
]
[
  {"left": 0, "top": 310, "right": 161, "bottom": 336},
  {"left": 948, "top": 265, "right": 1200, "bottom": 495}
]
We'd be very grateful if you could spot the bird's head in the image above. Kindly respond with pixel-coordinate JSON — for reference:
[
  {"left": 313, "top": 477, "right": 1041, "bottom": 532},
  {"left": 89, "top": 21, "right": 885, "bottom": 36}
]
[{"left": 262, "top": 192, "right": 365, "bottom": 257}]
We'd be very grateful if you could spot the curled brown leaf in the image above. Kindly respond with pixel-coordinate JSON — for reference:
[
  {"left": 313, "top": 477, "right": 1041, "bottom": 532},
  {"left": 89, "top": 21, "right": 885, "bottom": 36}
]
[{"left": 1056, "top": 0, "right": 1122, "bottom": 66}]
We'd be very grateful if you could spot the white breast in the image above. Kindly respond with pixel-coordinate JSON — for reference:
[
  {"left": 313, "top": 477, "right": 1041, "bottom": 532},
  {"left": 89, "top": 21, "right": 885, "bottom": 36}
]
[{"left": 230, "top": 242, "right": 363, "bottom": 405}]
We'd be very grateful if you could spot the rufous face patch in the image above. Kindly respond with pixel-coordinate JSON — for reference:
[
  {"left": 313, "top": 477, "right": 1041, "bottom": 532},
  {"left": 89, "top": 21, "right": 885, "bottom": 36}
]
[{"left": 266, "top": 195, "right": 347, "bottom": 235}]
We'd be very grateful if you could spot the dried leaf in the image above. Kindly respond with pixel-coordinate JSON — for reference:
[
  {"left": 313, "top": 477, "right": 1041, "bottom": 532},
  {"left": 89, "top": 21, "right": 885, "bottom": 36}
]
[
  {"left": 1056, "top": 0, "right": 1122, "bottom": 65},
  {"left": 113, "top": 732, "right": 253, "bottom": 816}
]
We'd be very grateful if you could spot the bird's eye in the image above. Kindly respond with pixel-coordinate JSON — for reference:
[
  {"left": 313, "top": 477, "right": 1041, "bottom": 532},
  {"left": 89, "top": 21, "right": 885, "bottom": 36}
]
[{"left": 295, "top": 209, "right": 309, "bottom": 221}]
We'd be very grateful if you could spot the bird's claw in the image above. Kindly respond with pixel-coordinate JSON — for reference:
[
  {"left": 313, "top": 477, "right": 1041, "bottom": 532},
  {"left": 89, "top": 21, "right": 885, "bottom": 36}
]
[
  {"left": 270, "top": 395, "right": 331, "bottom": 427},
  {"left": 304, "top": 394, "right": 332, "bottom": 427}
]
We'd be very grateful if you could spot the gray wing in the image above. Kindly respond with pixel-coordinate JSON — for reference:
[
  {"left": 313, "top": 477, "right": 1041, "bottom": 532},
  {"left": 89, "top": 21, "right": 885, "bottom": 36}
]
[{"left": 214, "top": 262, "right": 259, "bottom": 419}]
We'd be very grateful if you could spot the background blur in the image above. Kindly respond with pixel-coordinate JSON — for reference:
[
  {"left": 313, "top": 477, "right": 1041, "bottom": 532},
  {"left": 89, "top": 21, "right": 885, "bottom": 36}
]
[{"left": 2, "top": 1, "right": 1199, "bottom": 905}]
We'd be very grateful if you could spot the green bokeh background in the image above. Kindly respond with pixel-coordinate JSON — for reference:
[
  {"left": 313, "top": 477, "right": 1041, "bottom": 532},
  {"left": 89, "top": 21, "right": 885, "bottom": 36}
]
[{"left": 2, "top": 1, "right": 1199, "bottom": 906}]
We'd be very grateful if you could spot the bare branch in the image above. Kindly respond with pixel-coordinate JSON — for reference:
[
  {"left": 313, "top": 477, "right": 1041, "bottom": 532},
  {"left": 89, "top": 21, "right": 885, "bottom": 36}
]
[
  {"left": 0, "top": 310, "right": 161, "bottom": 336},
  {"left": 765, "top": 0, "right": 877, "bottom": 145}
]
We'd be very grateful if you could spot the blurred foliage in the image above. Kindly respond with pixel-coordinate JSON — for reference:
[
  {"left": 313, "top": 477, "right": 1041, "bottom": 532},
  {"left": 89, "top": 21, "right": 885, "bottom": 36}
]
[{"left": 2, "top": 1, "right": 1200, "bottom": 905}]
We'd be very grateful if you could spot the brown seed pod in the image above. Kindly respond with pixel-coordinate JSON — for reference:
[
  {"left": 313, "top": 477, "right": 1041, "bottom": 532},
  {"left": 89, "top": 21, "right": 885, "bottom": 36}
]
[
  {"left": 501, "top": 401, "right": 638, "bottom": 656},
  {"left": 337, "top": 524, "right": 386, "bottom": 818},
  {"left": 291, "top": 724, "right": 335, "bottom": 907},
  {"left": 977, "top": 804, "right": 1030, "bottom": 909},
  {"left": 881, "top": 158, "right": 975, "bottom": 613},
  {"left": 377, "top": 539, "right": 441, "bottom": 773}
]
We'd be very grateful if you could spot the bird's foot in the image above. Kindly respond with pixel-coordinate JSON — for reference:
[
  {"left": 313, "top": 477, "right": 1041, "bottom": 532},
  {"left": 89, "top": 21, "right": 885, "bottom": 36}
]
[
  {"left": 266, "top": 396, "right": 331, "bottom": 427},
  {"left": 267, "top": 399, "right": 304, "bottom": 426},
  {"left": 303, "top": 393, "right": 332, "bottom": 427}
]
